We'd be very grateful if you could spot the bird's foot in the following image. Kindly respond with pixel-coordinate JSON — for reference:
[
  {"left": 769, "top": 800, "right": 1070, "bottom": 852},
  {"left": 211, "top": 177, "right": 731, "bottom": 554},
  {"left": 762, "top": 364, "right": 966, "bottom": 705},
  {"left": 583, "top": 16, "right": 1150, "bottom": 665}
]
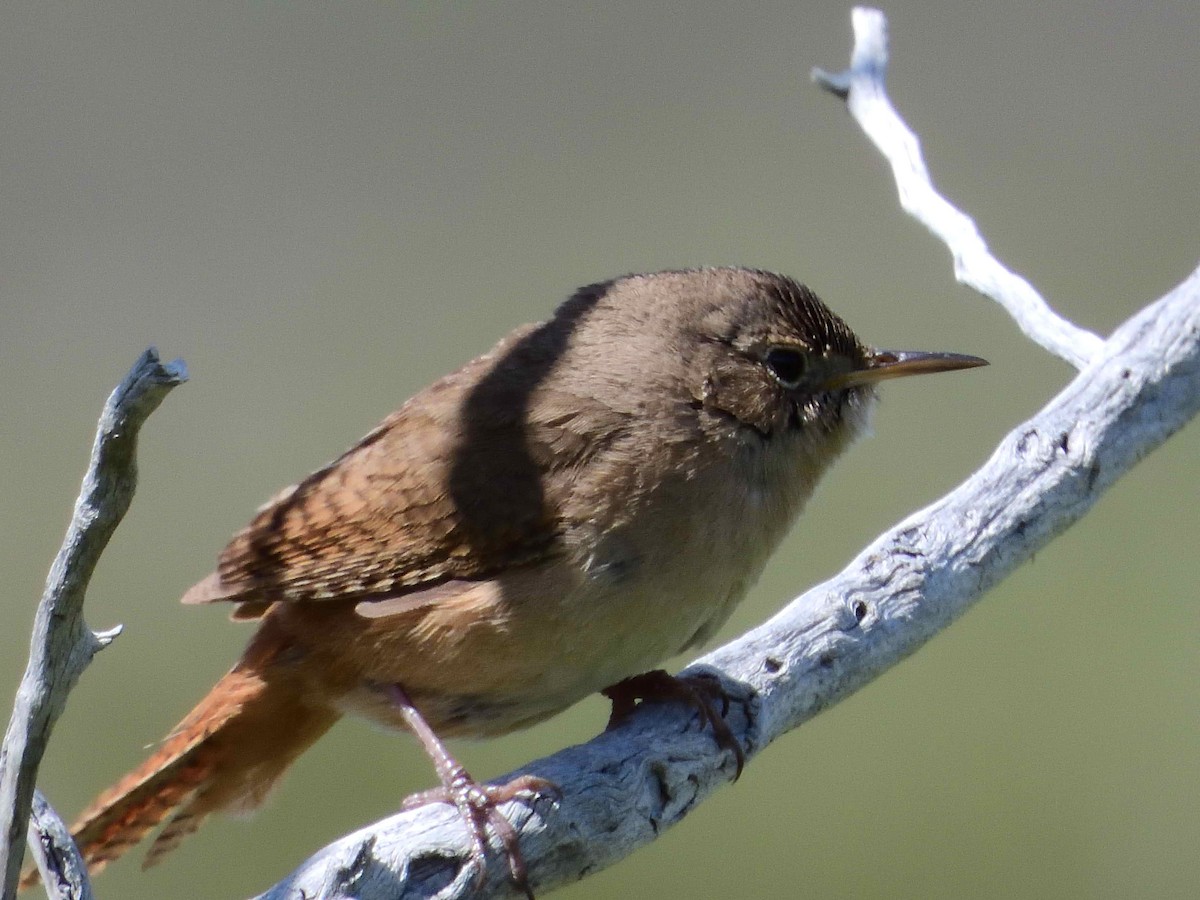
[
  {"left": 386, "top": 683, "right": 558, "bottom": 897},
  {"left": 403, "top": 771, "right": 559, "bottom": 898},
  {"left": 602, "top": 669, "right": 745, "bottom": 779}
]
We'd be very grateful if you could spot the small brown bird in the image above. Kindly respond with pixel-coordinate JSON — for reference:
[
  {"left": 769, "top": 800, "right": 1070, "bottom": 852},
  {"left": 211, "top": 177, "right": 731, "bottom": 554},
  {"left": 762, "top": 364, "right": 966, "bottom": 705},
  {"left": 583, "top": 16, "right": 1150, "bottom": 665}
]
[{"left": 33, "top": 268, "right": 984, "bottom": 893}]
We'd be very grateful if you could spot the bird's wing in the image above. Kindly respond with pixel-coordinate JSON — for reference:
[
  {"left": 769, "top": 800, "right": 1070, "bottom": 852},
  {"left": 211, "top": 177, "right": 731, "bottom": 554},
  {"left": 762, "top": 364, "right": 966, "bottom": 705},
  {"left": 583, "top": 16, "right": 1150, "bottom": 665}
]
[{"left": 182, "top": 326, "right": 628, "bottom": 615}]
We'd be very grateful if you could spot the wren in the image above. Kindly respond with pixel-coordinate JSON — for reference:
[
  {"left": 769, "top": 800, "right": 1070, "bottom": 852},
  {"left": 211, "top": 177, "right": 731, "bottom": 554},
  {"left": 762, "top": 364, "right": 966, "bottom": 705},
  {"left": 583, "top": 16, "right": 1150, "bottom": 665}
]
[{"left": 30, "top": 268, "right": 985, "bottom": 895}]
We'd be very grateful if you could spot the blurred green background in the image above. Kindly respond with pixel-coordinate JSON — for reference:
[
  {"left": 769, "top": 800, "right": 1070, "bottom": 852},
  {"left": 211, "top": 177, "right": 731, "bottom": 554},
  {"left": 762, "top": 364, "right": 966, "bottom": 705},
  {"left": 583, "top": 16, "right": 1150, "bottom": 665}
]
[{"left": 2, "top": 2, "right": 1197, "bottom": 898}]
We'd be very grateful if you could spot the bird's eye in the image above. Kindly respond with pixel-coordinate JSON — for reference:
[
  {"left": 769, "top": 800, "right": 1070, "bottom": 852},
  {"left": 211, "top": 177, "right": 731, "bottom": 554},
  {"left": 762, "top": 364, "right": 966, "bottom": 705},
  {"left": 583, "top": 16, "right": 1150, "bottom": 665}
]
[{"left": 764, "top": 347, "right": 808, "bottom": 389}]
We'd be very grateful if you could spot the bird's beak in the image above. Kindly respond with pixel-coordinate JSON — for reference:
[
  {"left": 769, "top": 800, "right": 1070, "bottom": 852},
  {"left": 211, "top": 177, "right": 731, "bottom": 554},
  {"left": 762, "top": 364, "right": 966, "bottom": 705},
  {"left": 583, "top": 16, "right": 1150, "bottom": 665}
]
[{"left": 821, "top": 349, "right": 988, "bottom": 390}]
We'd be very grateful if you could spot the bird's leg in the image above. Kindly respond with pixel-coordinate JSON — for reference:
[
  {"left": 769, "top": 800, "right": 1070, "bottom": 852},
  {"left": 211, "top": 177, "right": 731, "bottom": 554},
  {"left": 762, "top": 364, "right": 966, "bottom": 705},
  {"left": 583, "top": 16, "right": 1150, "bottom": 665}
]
[
  {"left": 601, "top": 669, "right": 746, "bottom": 779},
  {"left": 385, "top": 684, "right": 558, "bottom": 898}
]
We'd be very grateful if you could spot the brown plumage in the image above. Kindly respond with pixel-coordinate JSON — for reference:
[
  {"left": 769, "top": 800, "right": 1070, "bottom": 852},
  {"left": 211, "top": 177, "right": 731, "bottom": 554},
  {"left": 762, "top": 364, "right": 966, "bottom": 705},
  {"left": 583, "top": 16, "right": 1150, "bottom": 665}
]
[{"left": 24, "top": 268, "right": 983, "bottom": 891}]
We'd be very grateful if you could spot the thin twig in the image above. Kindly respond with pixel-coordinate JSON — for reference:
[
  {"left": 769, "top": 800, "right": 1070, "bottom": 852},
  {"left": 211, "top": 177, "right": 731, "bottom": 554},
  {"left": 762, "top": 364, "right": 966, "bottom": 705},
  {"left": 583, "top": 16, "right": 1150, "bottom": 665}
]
[
  {"left": 25, "top": 791, "right": 92, "bottom": 900},
  {"left": 812, "top": 7, "right": 1105, "bottom": 369},
  {"left": 0, "top": 349, "right": 187, "bottom": 899}
]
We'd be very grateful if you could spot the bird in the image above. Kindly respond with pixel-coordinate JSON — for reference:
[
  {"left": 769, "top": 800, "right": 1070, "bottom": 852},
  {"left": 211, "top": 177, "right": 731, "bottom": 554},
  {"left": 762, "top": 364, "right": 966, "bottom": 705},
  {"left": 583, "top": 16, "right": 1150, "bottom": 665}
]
[{"left": 25, "top": 267, "right": 985, "bottom": 895}]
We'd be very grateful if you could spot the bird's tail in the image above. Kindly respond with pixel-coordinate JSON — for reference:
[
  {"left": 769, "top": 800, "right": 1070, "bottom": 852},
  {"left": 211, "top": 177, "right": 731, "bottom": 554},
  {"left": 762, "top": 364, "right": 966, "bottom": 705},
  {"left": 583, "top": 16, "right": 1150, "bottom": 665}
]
[{"left": 20, "top": 630, "right": 340, "bottom": 890}]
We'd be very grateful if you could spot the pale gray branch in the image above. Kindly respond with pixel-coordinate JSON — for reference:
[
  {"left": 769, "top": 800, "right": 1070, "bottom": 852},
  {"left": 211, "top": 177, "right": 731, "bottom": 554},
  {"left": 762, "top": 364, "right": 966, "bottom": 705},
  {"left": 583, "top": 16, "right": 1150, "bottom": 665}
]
[
  {"left": 812, "top": 7, "right": 1105, "bottom": 369},
  {"left": 0, "top": 348, "right": 187, "bottom": 899},
  {"left": 24, "top": 791, "right": 92, "bottom": 900}
]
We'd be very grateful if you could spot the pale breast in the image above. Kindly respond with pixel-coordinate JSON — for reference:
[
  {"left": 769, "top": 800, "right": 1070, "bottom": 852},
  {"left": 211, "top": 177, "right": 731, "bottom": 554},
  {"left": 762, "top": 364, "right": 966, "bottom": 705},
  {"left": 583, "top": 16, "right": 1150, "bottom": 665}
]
[{"left": 316, "top": 406, "right": 864, "bottom": 738}]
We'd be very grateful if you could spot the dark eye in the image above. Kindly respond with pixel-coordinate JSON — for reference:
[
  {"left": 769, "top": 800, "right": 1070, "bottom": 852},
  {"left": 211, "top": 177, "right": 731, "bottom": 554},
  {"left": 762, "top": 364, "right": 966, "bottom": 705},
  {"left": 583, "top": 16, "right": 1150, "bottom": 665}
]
[{"left": 764, "top": 347, "right": 808, "bottom": 388}]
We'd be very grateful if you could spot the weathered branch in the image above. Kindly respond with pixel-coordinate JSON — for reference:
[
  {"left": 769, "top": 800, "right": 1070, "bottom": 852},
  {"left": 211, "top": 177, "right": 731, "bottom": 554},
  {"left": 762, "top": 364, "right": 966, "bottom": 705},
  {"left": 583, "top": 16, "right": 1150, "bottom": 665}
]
[
  {"left": 0, "top": 349, "right": 187, "bottom": 900},
  {"left": 256, "top": 11, "right": 1200, "bottom": 900},
  {"left": 24, "top": 791, "right": 92, "bottom": 900},
  {"left": 812, "top": 7, "right": 1104, "bottom": 369}
]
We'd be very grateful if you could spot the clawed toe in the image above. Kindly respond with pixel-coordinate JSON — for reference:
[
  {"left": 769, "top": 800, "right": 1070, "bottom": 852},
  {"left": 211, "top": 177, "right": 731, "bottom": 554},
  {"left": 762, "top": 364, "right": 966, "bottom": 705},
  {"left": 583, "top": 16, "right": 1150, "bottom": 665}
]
[
  {"left": 602, "top": 669, "right": 746, "bottom": 779},
  {"left": 385, "top": 683, "right": 557, "bottom": 897},
  {"left": 403, "top": 772, "right": 559, "bottom": 897}
]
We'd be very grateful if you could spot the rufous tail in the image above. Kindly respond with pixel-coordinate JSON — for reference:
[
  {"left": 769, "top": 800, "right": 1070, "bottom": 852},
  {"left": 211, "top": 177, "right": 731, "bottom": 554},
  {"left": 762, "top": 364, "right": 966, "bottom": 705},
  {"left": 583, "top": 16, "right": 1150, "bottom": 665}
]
[{"left": 20, "top": 636, "right": 339, "bottom": 891}]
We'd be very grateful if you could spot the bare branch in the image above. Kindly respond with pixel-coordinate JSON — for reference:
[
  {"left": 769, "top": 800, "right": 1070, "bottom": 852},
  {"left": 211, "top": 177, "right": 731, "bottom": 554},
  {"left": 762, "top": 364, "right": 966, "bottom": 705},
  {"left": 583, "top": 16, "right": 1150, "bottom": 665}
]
[
  {"left": 812, "top": 7, "right": 1105, "bottom": 369},
  {"left": 25, "top": 791, "right": 92, "bottom": 900},
  {"left": 0, "top": 348, "right": 187, "bottom": 899}
]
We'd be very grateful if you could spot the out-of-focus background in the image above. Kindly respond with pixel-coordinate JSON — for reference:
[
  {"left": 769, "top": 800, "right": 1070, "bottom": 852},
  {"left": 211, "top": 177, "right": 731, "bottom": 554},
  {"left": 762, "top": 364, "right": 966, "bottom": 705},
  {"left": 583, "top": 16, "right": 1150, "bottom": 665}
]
[{"left": 3, "top": 3, "right": 1197, "bottom": 898}]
